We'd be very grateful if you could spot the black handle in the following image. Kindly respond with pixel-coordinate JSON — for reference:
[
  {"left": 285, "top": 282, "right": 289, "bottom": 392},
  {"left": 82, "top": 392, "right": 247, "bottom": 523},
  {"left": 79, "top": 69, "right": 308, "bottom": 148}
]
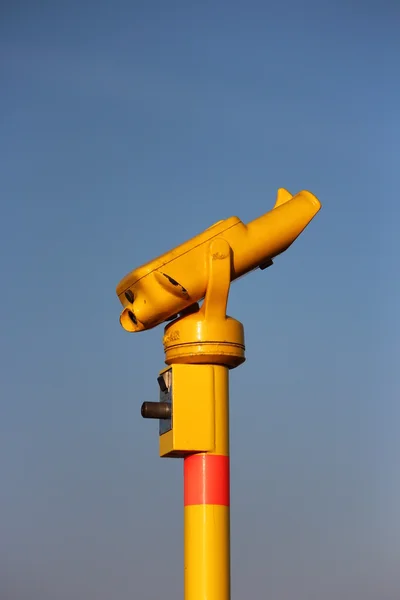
[{"left": 141, "top": 402, "right": 172, "bottom": 420}]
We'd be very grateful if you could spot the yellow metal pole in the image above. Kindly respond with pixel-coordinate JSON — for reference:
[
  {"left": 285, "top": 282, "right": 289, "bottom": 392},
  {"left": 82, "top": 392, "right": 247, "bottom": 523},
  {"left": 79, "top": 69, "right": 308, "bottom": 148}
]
[
  {"left": 160, "top": 238, "right": 244, "bottom": 600},
  {"left": 184, "top": 365, "right": 230, "bottom": 600}
]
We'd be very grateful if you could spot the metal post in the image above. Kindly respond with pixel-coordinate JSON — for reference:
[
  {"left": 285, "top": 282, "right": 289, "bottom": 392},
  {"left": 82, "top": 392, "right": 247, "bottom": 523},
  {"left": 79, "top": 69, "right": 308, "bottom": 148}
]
[
  {"left": 160, "top": 238, "right": 243, "bottom": 599},
  {"left": 184, "top": 365, "right": 230, "bottom": 599}
]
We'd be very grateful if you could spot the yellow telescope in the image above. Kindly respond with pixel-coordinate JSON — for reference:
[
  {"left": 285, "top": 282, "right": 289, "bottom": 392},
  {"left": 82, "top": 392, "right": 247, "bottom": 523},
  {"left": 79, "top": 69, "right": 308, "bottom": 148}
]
[{"left": 116, "top": 188, "right": 321, "bottom": 332}]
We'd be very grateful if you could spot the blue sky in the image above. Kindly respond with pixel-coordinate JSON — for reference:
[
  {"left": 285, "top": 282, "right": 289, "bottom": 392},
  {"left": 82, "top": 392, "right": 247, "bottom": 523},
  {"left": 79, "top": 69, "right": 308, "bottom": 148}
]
[{"left": 1, "top": 1, "right": 399, "bottom": 598}]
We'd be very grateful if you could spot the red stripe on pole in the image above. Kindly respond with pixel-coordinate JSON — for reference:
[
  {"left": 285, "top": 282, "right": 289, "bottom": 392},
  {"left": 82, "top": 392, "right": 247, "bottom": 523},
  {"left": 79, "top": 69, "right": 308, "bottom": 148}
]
[{"left": 184, "top": 454, "right": 230, "bottom": 506}]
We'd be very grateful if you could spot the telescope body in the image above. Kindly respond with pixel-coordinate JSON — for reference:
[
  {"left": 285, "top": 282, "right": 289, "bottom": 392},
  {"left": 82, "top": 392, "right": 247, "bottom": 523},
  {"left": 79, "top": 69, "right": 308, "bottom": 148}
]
[{"left": 116, "top": 189, "right": 321, "bottom": 332}]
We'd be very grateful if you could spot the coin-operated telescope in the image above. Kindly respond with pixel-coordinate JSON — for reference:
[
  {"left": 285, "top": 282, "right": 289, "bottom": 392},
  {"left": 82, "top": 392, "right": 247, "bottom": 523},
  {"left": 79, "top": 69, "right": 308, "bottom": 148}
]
[
  {"left": 116, "top": 188, "right": 321, "bottom": 333},
  {"left": 115, "top": 187, "right": 321, "bottom": 600}
]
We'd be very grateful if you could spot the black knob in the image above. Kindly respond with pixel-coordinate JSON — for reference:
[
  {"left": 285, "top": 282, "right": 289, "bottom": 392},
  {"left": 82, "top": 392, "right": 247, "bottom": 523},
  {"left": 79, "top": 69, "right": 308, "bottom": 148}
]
[{"left": 141, "top": 402, "right": 171, "bottom": 420}]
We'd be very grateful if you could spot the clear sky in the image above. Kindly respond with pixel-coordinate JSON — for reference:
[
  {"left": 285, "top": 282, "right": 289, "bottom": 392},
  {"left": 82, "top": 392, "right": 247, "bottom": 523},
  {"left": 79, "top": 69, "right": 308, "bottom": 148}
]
[{"left": 1, "top": 1, "right": 399, "bottom": 598}]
